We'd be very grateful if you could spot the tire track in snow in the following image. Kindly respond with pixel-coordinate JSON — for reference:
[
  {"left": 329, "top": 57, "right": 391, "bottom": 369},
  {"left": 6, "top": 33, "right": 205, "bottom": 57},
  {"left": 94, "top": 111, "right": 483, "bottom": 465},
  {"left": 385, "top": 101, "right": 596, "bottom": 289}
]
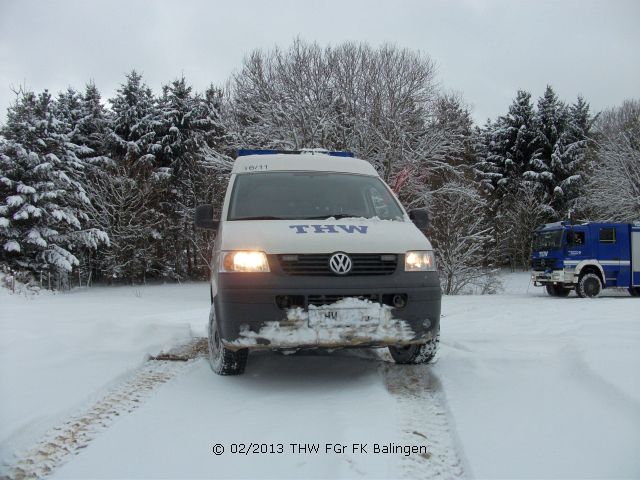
[
  {"left": 0, "top": 339, "right": 207, "bottom": 480},
  {"left": 565, "top": 347, "right": 640, "bottom": 415},
  {"left": 380, "top": 356, "right": 466, "bottom": 480}
]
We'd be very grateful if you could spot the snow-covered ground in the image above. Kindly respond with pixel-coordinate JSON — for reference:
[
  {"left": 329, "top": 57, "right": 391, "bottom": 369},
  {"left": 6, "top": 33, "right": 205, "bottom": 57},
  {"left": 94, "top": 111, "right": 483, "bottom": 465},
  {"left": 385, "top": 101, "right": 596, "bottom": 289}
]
[
  {"left": 0, "top": 282, "right": 205, "bottom": 466},
  {"left": 1, "top": 273, "right": 639, "bottom": 479}
]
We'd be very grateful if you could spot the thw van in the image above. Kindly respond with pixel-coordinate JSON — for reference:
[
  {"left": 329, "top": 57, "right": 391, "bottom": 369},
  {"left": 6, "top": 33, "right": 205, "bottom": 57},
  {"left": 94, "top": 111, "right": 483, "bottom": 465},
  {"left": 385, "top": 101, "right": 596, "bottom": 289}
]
[{"left": 194, "top": 150, "right": 442, "bottom": 375}]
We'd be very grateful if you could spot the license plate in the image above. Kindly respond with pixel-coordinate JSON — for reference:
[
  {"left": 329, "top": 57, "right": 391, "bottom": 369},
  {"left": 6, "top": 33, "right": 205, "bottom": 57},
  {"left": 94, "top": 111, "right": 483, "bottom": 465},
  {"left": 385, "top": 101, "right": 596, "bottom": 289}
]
[{"left": 308, "top": 307, "right": 380, "bottom": 328}]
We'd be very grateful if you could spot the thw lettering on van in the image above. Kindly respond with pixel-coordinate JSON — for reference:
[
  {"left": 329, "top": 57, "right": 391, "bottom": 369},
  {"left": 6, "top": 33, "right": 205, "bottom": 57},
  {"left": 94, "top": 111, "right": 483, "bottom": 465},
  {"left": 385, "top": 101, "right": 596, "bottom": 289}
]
[{"left": 289, "top": 225, "right": 369, "bottom": 234}]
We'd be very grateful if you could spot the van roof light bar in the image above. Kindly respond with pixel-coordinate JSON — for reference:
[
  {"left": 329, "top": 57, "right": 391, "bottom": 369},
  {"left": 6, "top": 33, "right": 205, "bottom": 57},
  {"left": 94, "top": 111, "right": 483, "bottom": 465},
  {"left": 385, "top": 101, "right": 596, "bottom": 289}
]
[{"left": 237, "top": 149, "right": 354, "bottom": 158}]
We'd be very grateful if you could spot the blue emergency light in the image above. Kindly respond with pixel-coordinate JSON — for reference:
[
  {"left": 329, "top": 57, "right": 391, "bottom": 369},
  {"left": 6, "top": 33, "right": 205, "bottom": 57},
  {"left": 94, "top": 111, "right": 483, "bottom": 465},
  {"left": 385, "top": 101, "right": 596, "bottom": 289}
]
[{"left": 237, "top": 149, "right": 354, "bottom": 158}]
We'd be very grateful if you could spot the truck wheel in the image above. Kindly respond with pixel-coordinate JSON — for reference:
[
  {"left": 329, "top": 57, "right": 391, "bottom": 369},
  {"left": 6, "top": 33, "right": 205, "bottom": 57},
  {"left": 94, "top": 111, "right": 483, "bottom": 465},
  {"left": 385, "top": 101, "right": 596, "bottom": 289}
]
[
  {"left": 546, "top": 285, "right": 571, "bottom": 297},
  {"left": 545, "top": 285, "right": 571, "bottom": 297},
  {"left": 577, "top": 273, "right": 602, "bottom": 298},
  {"left": 629, "top": 287, "right": 640, "bottom": 297},
  {"left": 208, "top": 306, "right": 248, "bottom": 375},
  {"left": 389, "top": 331, "right": 439, "bottom": 364}
]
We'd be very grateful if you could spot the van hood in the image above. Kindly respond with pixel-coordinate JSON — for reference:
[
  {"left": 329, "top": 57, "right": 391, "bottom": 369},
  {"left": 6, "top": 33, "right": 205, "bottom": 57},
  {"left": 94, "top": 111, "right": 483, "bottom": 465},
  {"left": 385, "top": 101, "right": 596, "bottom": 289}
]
[{"left": 219, "top": 219, "right": 432, "bottom": 254}]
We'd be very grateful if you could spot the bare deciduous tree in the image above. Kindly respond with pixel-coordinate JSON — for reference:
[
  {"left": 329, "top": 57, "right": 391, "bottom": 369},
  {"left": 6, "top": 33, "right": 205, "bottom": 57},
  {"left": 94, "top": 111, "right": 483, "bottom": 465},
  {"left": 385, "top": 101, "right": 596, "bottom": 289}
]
[
  {"left": 589, "top": 135, "right": 640, "bottom": 222},
  {"left": 226, "top": 39, "right": 439, "bottom": 181},
  {"left": 427, "top": 181, "right": 498, "bottom": 294},
  {"left": 582, "top": 100, "right": 640, "bottom": 222}
]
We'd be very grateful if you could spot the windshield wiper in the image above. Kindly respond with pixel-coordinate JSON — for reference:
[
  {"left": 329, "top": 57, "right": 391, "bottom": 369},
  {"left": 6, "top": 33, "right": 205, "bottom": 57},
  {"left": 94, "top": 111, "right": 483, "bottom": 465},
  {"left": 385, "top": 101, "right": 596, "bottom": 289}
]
[{"left": 299, "top": 214, "right": 368, "bottom": 220}]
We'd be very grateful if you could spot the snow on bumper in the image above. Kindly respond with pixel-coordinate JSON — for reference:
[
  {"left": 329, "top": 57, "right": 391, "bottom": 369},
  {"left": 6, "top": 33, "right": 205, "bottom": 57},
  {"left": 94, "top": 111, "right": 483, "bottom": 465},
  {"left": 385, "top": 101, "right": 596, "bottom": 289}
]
[
  {"left": 226, "top": 298, "right": 423, "bottom": 350},
  {"left": 215, "top": 270, "right": 441, "bottom": 350}
]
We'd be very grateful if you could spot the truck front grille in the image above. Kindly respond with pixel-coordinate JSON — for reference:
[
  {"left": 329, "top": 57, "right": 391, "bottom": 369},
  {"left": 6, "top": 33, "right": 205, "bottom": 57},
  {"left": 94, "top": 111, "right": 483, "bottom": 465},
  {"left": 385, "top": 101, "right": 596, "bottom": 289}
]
[
  {"left": 531, "top": 258, "right": 557, "bottom": 271},
  {"left": 277, "top": 254, "right": 398, "bottom": 276}
]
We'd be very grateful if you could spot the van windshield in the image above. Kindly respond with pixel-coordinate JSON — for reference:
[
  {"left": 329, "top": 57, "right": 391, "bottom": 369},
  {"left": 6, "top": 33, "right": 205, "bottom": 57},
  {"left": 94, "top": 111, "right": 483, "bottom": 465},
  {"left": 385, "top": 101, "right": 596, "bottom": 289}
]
[
  {"left": 532, "top": 229, "right": 564, "bottom": 251},
  {"left": 228, "top": 172, "right": 405, "bottom": 221}
]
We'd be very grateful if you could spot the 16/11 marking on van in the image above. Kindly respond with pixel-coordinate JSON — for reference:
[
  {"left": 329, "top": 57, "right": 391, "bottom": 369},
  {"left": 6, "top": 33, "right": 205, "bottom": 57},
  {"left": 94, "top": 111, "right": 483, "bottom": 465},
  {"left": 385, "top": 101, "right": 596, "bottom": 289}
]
[
  {"left": 243, "top": 164, "right": 268, "bottom": 171},
  {"left": 289, "top": 225, "right": 369, "bottom": 234}
]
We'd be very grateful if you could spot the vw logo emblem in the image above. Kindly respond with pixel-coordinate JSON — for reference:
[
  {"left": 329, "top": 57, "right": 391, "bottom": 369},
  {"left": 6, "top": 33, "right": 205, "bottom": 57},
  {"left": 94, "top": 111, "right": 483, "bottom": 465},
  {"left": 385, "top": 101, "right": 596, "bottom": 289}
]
[{"left": 329, "top": 252, "right": 352, "bottom": 275}]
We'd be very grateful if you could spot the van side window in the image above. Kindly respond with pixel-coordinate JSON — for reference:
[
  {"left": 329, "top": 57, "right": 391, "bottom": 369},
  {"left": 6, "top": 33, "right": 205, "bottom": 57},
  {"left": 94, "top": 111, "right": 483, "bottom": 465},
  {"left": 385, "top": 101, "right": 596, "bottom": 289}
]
[
  {"left": 599, "top": 228, "right": 616, "bottom": 244},
  {"left": 567, "top": 231, "right": 585, "bottom": 246}
]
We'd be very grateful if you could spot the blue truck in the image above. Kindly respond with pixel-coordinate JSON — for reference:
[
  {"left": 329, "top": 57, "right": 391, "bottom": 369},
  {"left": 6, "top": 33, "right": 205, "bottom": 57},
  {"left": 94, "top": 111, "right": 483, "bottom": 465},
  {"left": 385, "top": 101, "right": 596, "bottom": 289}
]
[{"left": 531, "top": 221, "right": 640, "bottom": 298}]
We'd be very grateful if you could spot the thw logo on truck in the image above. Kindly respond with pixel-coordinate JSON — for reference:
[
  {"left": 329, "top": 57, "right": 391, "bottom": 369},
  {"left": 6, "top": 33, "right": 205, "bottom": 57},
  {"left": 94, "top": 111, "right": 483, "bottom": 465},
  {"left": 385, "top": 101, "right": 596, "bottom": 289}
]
[{"left": 289, "top": 225, "right": 368, "bottom": 234}]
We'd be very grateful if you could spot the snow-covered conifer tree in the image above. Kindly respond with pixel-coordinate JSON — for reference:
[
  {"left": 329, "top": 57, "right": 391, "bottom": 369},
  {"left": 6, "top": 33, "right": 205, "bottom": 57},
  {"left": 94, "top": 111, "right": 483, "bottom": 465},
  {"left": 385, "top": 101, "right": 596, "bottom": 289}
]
[
  {"left": 546, "top": 96, "right": 591, "bottom": 216},
  {"left": 109, "top": 70, "right": 157, "bottom": 172},
  {"left": 0, "top": 90, "right": 107, "bottom": 281},
  {"left": 477, "top": 90, "right": 537, "bottom": 198},
  {"left": 76, "top": 82, "right": 113, "bottom": 167},
  {"left": 524, "top": 86, "right": 564, "bottom": 194},
  {"left": 150, "top": 77, "right": 223, "bottom": 279},
  {"left": 87, "top": 71, "right": 163, "bottom": 282}
]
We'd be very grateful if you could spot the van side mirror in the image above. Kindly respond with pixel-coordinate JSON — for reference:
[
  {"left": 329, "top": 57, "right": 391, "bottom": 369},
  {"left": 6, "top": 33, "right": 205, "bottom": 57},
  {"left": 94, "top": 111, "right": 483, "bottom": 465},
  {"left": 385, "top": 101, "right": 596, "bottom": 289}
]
[
  {"left": 194, "top": 204, "right": 219, "bottom": 230},
  {"left": 408, "top": 209, "right": 429, "bottom": 229}
]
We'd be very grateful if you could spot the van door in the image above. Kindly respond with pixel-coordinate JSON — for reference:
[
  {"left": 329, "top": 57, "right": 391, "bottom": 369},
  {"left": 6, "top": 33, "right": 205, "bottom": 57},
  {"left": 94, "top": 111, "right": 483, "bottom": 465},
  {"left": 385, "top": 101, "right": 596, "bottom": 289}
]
[{"left": 596, "top": 225, "right": 623, "bottom": 287}]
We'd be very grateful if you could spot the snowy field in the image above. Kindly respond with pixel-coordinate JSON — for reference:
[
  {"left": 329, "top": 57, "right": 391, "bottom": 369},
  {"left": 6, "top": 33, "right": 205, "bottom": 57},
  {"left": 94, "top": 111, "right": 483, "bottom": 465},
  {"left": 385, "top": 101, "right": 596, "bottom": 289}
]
[{"left": 1, "top": 273, "right": 639, "bottom": 479}]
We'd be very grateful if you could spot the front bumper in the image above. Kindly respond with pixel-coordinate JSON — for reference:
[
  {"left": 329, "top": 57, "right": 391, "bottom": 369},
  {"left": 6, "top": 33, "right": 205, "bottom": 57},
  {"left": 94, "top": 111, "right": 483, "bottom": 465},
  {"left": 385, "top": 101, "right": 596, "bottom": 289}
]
[
  {"left": 532, "top": 269, "right": 576, "bottom": 286},
  {"left": 214, "top": 270, "right": 441, "bottom": 350}
]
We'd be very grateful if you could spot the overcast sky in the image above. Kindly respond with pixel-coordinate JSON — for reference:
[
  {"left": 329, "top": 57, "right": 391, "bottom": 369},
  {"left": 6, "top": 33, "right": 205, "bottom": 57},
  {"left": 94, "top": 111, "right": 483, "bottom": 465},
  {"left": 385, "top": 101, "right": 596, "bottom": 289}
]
[{"left": 0, "top": 0, "right": 638, "bottom": 124}]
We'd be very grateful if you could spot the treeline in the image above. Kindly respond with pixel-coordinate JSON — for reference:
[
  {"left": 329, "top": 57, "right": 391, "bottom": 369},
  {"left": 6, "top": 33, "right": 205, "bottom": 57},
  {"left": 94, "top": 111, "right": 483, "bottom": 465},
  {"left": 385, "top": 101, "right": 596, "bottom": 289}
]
[
  {"left": 0, "top": 73, "right": 230, "bottom": 287},
  {"left": 477, "top": 91, "right": 640, "bottom": 269},
  {"left": 1, "top": 39, "right": 638, "bottom": 293}
]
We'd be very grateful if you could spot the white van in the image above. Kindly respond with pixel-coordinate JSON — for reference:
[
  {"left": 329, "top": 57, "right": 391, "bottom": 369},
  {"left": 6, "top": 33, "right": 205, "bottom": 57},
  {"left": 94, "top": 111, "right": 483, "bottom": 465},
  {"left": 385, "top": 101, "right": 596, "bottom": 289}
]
[{"left": 195, "top": 150, "right": 441, "bottom": 375}]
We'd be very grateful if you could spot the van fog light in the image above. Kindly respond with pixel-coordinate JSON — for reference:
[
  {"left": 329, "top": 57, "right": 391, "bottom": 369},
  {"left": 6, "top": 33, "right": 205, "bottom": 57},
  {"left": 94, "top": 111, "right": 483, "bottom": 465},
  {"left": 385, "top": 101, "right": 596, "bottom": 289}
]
[
  {"left": 275, "top": 295, "right": 304, "bottom": 309},
  {"left": 276, "top": 295, "right": 291, "bottom": 309},
  {"left": 392, "top": 294, "right": 407, "bottom": 309}
]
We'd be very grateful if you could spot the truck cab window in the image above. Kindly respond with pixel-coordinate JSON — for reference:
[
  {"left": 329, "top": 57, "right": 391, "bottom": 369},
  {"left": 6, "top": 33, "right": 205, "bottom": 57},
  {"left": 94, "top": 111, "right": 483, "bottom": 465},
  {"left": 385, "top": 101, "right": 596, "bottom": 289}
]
[
  {"left": 567, "top": 231, "right": 585, "bottom": 246},
  {"left": 599, "top": 228, "right": 616, "bottom": 244},
  {"left": 532, "top": 230, "right": 563, "bottom": 251}
]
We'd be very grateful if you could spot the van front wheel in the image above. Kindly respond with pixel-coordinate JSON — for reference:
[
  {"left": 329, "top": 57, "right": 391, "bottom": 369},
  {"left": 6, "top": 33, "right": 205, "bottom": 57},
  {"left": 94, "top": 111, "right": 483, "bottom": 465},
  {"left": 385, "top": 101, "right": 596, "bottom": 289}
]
[
  {"left": 208, "top": 306, "right": 248, "bottom": 375},
  {"left": 389, "top": 332, "right": 439, "bottom": 364}
]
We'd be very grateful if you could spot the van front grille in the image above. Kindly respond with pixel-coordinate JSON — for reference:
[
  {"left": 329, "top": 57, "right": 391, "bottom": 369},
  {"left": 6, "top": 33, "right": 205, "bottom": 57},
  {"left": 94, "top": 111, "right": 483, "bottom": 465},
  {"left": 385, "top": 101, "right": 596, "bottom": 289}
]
[{"left": 277, "top": 254, "right": 398, "bottom": 276}]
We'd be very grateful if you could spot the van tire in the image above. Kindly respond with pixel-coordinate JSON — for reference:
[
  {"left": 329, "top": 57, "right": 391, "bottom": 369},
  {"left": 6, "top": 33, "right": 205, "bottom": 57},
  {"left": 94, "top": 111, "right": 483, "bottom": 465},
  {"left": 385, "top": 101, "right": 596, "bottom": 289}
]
[
  {"left": 208, "top": 306, "right": 248, "bottom": 375},
  {"left": 546, "top": 285, "right": 571, "bottom": 297},
  {"left": 389, "top": 331, "right": 439, "bottom": 364},
  {"left": 577, "top": 273, "right": 602, "bottom": 298},
  {"left": 629, "top": 287, "right": 640, "bottom": 297}
]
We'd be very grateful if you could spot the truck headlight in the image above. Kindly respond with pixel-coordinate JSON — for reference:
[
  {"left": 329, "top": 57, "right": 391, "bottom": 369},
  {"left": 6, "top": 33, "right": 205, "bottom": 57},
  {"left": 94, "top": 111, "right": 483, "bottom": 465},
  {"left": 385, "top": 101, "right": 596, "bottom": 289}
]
[
  {"left": 221, "top": 251, "right": 270, "bottom": 272},
  {"left": 405, "top": 251, "right": 436, "bottom": 271}
]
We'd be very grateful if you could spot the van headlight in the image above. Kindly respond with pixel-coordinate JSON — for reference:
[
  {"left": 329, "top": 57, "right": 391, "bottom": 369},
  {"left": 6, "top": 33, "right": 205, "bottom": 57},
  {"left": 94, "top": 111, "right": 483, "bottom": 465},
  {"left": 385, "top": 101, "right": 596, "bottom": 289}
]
[
  {"left": 405, "top": 251, "right": 436, "bottom": 271},
  {"left": 221, "top": 251, "right": 270, "bottom": 272}
]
